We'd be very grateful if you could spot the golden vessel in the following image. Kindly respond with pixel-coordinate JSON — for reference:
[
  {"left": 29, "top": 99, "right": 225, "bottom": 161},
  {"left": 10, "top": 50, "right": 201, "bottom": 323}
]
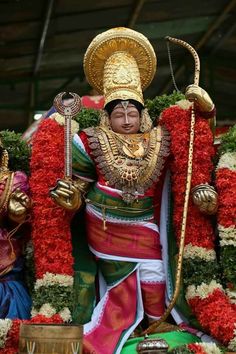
[{"left": 18, "top": 324, "right": 83, "bottom": 354}]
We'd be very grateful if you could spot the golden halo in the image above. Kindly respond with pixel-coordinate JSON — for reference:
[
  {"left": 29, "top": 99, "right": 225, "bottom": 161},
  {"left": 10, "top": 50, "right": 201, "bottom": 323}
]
[{"left": 83, "top": 27, "right": 157, "bottom": 95}]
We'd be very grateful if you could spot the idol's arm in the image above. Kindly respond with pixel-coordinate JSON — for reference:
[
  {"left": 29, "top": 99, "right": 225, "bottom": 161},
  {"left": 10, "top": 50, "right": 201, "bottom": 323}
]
[{"left": 185, "top": 84, "right": 215, "bottom": 114}]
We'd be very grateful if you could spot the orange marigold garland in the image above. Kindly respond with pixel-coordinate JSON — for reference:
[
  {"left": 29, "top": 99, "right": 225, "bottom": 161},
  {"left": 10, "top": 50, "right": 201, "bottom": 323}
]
[{"left": 160, "top": 103, "right": 236, "bottom": 349}]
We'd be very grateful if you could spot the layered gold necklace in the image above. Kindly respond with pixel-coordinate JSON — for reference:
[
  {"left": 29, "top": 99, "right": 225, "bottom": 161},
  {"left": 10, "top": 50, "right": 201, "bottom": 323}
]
[{"left": 86, "top": 126, "right": 170, "bottom": 204}]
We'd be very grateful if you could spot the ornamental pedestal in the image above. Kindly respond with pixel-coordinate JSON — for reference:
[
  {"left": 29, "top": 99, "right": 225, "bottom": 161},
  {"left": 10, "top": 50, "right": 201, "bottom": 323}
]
[{"left": 18, "top": 324, "right": 83, "bottom": 354}]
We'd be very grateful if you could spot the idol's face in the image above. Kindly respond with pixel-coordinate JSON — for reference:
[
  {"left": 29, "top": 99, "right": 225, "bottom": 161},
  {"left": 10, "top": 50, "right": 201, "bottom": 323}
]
[{"left": 109, "top": 103, "right": 140, "bottom": 134}]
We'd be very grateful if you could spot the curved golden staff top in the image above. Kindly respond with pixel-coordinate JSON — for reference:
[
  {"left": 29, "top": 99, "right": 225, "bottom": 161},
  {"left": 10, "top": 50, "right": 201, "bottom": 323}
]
[
  {"left": 165, "top": 36, "right": 200, "bottom": 86},
  {"left": 144, "top": 36, "right": 200, "bottom": 335},
  {"left": 53, "top": 92, "right": 81, "bottom": 179}
]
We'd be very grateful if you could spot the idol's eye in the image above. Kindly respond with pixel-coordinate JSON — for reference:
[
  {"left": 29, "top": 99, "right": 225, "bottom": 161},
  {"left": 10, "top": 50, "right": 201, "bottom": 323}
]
[
  {"left": 113, "top": 113, "right": 124, "bottom": 119},
  {"left": 128, "top": 111, "right": 139, "bottom": 117}
]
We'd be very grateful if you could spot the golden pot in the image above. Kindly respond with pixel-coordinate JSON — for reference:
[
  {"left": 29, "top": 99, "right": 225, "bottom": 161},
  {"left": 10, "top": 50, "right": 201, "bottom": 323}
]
[{"left": 18, "top": 323, "right": 83, "bottom": 354}]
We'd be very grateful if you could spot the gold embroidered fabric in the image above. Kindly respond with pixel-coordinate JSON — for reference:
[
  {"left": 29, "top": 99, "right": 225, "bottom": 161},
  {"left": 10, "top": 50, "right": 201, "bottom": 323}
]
[{"left": 86, "top": 126, "right": 170, "bottom": 204}]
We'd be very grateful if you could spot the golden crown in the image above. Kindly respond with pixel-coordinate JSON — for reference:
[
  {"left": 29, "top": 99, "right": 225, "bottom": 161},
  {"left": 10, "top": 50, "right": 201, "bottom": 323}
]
[{"left": 83, "top": 27, "right": 157, "bottom": 106}]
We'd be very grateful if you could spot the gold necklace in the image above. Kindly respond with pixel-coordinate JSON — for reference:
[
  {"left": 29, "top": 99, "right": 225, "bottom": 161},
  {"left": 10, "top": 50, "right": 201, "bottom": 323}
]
[
  {"left": 112, "top": 132, "right": 149, "bottom": 158},
  {"left": 86, "top": 126, "right": 170, "bottom": 204}
]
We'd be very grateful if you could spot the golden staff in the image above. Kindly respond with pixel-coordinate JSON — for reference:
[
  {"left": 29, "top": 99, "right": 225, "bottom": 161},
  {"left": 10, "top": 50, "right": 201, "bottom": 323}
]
[
  {"left": 144, "top": 36, "right": 200, "bottom": 335},
  {"left": 53, "top": 92, "right": 81, "bottom": 180}
]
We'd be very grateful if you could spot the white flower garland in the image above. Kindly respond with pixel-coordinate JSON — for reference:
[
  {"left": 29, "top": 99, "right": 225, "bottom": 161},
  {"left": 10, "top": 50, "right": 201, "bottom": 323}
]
[
  {"left": 186, "top": 280, "right": 223, "bottom": 301},
  {"left": 218, "top": 225, "right": 236, "bottom": 246},
  {"left": 183, "top": 244, "right": 216, "bottom": 261},
  {"left": 34, "top": 272, "right": 73, "bottom": 289},
  {"left": 0, "top": 319, "right": 12, "bottom": 348},
  {"left": 31, "top": 303, "right": 72, "bottom": 322},
  {"left": 59, "top": 307, "right": 72, "bottom": 322},
  {"left": 199, "top": 342, "right": 223, "bottom": 354},
  {"left": 216, "top": 151, "right": 236, "bottom": 171}
]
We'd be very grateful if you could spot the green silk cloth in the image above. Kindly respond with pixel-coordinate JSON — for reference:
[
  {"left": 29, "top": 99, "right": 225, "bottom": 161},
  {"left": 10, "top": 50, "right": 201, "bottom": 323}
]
[{"left": 121, "top": 331, "right": 201, "bottom": 353}]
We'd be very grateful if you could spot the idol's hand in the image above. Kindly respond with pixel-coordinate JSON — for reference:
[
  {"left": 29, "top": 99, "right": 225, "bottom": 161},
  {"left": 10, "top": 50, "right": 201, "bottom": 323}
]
[
  {"left": 50, "top": 179, "right": 82, "bottom": 211},
  {"left": 192, "top": 184, "right": 218, "bottom": 215},
  {"left": 185, "top": 84, "right": 214, "bottom": 112},
  {"left": 8, "top": 188, "right": 31, "bottom": 223}
]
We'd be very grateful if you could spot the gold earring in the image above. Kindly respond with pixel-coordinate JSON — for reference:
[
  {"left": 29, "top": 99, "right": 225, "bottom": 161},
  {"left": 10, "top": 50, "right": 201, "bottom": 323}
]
[{"left": 140, "top": 109, "right": 153, "bottom": 132}]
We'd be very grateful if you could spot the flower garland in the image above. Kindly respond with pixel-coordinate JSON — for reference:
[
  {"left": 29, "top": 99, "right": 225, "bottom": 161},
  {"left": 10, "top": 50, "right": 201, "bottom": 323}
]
[
  {"left": 215, "top": 126, "right": 236, "bottom": 350},
  {"left": 169, "top": 342, "right": 224, "bottom": 354},
  {"left": 216, "top": 126, "right": 236, "bottom": 305},
  {"left": 29, "top": 116, "right": 76, "bottom": 320},
  {"left": 0, "top": 320, "right": 22, "bottom": 354},
  {"left": 160, "top": 102, "right": 236, "bottom": 349},
  {"left": 0, "top": 117, "right": 72, "bottom": 353}
]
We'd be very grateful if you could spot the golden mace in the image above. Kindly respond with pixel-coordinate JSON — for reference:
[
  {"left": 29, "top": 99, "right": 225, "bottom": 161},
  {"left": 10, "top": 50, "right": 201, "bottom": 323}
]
[{"left": 144, "top": 36, "right": 200, "bottom": 335}]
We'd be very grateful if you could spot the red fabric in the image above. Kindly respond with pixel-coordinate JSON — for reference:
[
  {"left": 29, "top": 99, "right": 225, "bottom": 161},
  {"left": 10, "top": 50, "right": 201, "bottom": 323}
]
[
  {"left": 86, "top": 211, "right": 162, "bottom": 260},
  {"left": 141, "top": 281, "right": 165, "bottom": 317},
  {"left": 83, "top": 272, "right": 138, "bottom": 354}
]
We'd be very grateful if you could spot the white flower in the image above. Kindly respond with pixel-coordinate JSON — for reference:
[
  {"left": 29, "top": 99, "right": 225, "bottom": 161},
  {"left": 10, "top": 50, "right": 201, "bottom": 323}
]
[
  {"left": 217, "top": 152, "right": 236, "bottom": 171},
  {"left": 218, "top": 225, "right": 236, "bottom": 246},
  {"left": 199, "top": 342, "right": 222, "bottom": 353},
  {"left": 220, "top": 239, "right": 236, "bottom": 247},
  {"left": 175, "top": 99, "right": 192, "bottom": 110},
  {"left": 31, "top": 308, "right": 39, "bottom": 318},
  {"left": 59, "top": 307, "right": 72, "bottom": 322},
  {"left": 39, "top": 303, "right": 56, "bottom": 318},
  {"left": 35, "top": 272, "right": 73, "bottom": 289},
  {"left": 183, "top": 244, "right": 216, "bottom": 261},
  {"left": 186, "top": 280, "right": 223, "bottom": 301},
  {"left": 0, "top": 319, "right": 12, "bottom": 348}
]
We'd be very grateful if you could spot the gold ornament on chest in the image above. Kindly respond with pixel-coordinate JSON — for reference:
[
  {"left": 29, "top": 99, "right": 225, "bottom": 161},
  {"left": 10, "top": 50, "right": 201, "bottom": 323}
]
[
  {"left": 115, "top": 132, "right": 149, "bottom": 158},
  {"left": 87, "top": 126, "right": 170, "bottom": 204}
]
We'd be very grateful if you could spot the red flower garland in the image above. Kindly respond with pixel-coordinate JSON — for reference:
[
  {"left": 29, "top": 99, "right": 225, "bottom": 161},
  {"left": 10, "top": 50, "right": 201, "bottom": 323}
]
[
  {"left": 29, "top": 118, "right": 74, "bottom": 278},
  {"left": 160, "top": 105, "right": 215, "bottom": 249},
  {"left": 160, "top": 104, "right": 236, "bottom": 345},
  {"left": 216, "top": 169, "right": 236, "bottom": 227},
  {"left": 188, "top": 289, "right": 235, "bottom": 345}
]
